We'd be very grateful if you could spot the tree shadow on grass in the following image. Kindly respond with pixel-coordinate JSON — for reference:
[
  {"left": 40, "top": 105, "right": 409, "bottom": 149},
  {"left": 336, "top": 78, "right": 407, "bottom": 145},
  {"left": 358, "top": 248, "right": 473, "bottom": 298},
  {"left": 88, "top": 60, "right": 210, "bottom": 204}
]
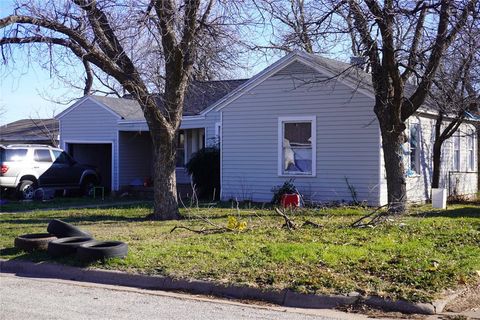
[
  {"left": 412, "top": 206, "right": 480, "bottom": 218},
  {"left": 0, "top": 247, "right": 51, "bottom": 262},
  {"left": 0, "top": 215, "right": 148, "bottom": 227},
  {"left": 0, "top": 247, "right": 102, "bottom": 269}
]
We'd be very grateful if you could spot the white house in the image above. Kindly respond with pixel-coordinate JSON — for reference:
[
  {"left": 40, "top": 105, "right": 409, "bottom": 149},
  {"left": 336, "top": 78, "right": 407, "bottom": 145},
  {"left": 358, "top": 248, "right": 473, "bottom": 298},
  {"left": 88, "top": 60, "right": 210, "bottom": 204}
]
[{"left": 57, "top": 51, "right": 478, "bottom": 205}]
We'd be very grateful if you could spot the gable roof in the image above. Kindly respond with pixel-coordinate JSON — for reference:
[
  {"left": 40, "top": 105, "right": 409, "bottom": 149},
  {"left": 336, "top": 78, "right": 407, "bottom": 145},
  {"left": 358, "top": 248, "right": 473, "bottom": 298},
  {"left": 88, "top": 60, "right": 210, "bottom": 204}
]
[
  {"left": 209, "top": 51, "right": 434, "bottom": 114},
  {"left": 206, "top": 51, "right": 376, "bottom": 113},
  {"left": 0, "top": 118, "right": 59, "bottom": 143},
  {"left": 59, "top": 79, "right": 248, "bottom": 121}
]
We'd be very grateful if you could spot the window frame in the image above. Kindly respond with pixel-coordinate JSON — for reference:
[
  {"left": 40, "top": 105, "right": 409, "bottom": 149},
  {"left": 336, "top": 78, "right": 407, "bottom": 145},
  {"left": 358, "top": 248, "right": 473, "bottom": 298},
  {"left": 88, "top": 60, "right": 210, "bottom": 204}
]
[
  {"left": 467, "top": 129, "right": 475, "bottom": 171},
  {"left": 277, "top": 116, "right": 316, "bottom": 177},
  {"left": 408, "top": 122, "right": 421, "bottom": 176},
  {"left": 452, "top": 132, "right": 461, "bottom": 171},
  {"left": 176, "top": 130, "right": 186, "bottom": 168}
]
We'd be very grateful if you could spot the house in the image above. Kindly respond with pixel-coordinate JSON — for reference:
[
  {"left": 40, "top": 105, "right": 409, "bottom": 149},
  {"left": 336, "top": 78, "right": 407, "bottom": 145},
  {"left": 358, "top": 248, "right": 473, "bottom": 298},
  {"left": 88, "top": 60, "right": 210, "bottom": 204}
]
[
  {"left": 56, "top": 80, "right": 246, "bottom": 192},
  {"left": 57, "top": 51, "right": 478, "bottom": 204},
  {"left": 0, "top": 118, "right": 59, "bottom": 146}
]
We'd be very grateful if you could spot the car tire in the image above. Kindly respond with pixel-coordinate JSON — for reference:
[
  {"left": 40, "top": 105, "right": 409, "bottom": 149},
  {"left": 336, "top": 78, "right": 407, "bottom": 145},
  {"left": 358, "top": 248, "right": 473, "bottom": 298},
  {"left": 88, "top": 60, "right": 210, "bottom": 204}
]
[
  {"left": 47, "top": 236, "right": 95, "bottom": 257},
  {"left": 17, "top": 179, "right": 37, "bottom": 200},
  {"left": 47, "top": 219, "right": 91, "bottom": 238},
  {"left": 14, "top": 233, "right": 57, "bottom": 252},
  {"left": 81, "top": 177, "right": 98, "bottom": 197},
  {"left": 76, "top": 241, "right": 128, "bottom": 262}
]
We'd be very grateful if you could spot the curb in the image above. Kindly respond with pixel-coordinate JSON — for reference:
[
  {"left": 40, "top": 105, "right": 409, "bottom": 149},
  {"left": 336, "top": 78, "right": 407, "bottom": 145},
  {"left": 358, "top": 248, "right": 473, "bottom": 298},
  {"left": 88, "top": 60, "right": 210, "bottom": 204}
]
[{"left": 0, "top": 259, "right": 439, "bottom": 315}]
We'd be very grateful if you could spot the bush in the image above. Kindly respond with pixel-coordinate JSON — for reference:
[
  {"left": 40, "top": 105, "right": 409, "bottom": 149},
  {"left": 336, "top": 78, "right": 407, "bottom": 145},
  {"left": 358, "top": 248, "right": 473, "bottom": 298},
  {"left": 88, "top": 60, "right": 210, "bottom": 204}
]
[
  {"left": 186, "top": 147, "right": 220, "bottom": 200},
  {"left": 271, "top": 179, "right": 298, "bottom": 204}
]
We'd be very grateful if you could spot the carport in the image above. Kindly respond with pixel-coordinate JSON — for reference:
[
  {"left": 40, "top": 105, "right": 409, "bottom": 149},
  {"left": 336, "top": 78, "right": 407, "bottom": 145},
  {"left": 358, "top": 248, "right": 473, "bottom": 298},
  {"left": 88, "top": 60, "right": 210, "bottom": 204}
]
[{"left": 65, "top": 142, "right": 113, "bottom": 191}]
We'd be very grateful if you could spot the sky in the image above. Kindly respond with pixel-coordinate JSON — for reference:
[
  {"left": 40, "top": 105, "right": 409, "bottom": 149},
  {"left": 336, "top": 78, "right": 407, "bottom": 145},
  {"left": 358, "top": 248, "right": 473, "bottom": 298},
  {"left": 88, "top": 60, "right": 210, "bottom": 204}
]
[
  {"left": 0, "top": 1, "right": 277, "bottom": 126},
  {"left": 0, "top": 1, "right": 78, "bottom": 125}
]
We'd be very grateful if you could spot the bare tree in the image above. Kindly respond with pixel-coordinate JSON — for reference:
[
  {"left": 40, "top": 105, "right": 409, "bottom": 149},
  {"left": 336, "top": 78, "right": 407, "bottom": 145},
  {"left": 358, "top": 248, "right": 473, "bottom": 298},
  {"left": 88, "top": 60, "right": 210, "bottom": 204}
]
[
  {"left": 429, "top": 21, "right": 480, "bottom": 189},
  {"left": 251, "top": 0, "right": 351, "bottom": 55},
  {"left": 345, "top": 0, "right": 478, "bottom": 213},
  {"left": 0, "top": 0, "right": 240, "bottom": 220}
]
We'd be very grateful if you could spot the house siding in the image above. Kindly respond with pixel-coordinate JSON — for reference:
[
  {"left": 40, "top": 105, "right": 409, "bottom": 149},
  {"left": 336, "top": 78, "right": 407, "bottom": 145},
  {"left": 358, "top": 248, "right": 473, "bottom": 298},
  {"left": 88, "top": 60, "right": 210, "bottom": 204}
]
[
  {"left": 118, "top": 131, "right": 153, "bottom": 187},
  {"left": 221, "top": 61, "right": 381, "bottom": 205},
  {"left": 379, "top": 115, "right": 478, "bottom": 204},
  {"left": 59, "top": 99, "right": 119, "bottom": 189}
]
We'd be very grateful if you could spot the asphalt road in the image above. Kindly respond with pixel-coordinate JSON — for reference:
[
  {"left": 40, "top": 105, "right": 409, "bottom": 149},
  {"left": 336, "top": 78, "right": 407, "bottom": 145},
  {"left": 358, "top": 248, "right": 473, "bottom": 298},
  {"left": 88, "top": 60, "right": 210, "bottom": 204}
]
[{"left": 0, "top": 274, "right": 368, "bottom": 320}]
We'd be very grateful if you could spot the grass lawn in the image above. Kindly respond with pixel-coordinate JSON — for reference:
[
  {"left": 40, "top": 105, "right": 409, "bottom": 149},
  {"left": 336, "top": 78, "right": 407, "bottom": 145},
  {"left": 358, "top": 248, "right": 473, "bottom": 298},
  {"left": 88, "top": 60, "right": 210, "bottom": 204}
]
[
  {"left": 0, "top": 203, "right": 478, "bottom": 303},
  {"left": 0, "top": 196, "right": 148, "bottom": 213}
]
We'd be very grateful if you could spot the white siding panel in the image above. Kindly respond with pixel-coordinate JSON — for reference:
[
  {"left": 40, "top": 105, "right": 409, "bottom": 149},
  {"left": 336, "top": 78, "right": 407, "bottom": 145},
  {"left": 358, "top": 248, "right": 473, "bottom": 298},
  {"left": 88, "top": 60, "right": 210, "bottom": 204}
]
[
  {"left": 379, "top": 115, "right": 478, "bottom": 204},
  {"left": 221, "top": 67, "right": 381, "bottom": 205}
]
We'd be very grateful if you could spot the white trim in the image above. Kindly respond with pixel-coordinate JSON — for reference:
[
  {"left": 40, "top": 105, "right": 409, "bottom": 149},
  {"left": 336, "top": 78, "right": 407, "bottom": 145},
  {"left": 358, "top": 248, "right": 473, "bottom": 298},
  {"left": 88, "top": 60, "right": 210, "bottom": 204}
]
[
  {"left": 56, "top": 96, "right": 122, "bottom": 120},
  {"left": 277, "top": 115, "right": 316, "bottom": 177},
  {"left": 210, "top": 52, "right": 375, "bottom": 114},
  {"left": 378, "top": 126, "right": 385, "bottom": 206},
  {"left": 219, "top": 112, "right": 223, "bottom": 200},
  {"left": 296, "top": 55, "right": 375, "bottom": 99},
  {"left": 117, "top": 115, "right": 206, "bottom": 125},
  {"left": 467, "top": 128, "right": 476, "bottom": 171},
  {"left": 63, "top": 140, "right": 115, "bottom": 191},
  {"left": 204, "top": 52, "right": 299, "bottom": 114},
  {"left": 115, "top": 131, "right": 119, "bottom": 190},
  {"left": 181, "top": 129, "right": 187, "bottom": 168},
  {"left": 451, "top": 132, "right": 461, "bottom": 171},
  {"left": 215, "top": 122, "right": 221, "bottom": 138},
  {"left": 202, "top": 127, "right": 206, "bottom": 148}
]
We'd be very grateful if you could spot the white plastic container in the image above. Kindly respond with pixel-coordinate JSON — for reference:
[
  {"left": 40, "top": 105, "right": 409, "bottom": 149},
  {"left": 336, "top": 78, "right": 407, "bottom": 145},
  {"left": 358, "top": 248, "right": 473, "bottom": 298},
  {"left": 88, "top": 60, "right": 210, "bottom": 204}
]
[{"left": 432, "top": 188, "right": 447, "bottom": 209}]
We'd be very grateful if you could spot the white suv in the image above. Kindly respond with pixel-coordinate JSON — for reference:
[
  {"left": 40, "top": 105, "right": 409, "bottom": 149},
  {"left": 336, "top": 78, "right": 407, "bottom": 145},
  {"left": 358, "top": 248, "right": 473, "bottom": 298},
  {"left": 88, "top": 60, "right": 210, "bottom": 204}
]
[{"left": 0, "top": 144, "right": 100, "bottom": 199}]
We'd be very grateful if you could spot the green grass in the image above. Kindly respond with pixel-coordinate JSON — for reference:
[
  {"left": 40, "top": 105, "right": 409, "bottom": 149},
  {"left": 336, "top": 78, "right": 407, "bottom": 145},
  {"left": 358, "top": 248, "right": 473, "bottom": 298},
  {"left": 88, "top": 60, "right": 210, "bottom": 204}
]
[
  {"left": 0, "top": 196, "right": 147, "bottom": 213},
  {"left": 0, "top": 203, "right": 478, "bottom": 303}
]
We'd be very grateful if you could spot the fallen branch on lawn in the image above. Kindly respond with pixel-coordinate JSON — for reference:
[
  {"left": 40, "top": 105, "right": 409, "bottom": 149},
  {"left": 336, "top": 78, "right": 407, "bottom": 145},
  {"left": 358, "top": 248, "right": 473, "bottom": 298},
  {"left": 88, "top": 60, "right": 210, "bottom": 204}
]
[
  {"left": 350, "top": 204, "right": 390, "bottom": 228},
  {"left": 275, "top": 207, "right": 297, "bottom": 230},
  {"left": 170, "top": 225, "right": 228, "bottom": 234},
  {"left": 302, "top": 220, "right": 323, "bottom": 228},
  {"left": 274, "top": 207, "right": 323, "bottom": 230}
]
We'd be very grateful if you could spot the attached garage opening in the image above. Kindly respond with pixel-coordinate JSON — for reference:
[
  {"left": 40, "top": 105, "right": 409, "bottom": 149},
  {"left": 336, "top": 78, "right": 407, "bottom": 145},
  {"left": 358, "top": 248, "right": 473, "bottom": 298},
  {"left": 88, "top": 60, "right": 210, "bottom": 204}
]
[{"left": 67, "top": 143, "right": 113, "bottom": 191}]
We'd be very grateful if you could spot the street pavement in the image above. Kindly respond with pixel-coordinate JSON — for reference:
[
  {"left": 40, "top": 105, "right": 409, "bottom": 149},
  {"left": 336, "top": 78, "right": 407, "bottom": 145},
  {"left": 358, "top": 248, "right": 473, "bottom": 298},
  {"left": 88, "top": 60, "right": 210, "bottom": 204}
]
[{"left": 0, "top": 274, "right": 369, "bottom": 320}]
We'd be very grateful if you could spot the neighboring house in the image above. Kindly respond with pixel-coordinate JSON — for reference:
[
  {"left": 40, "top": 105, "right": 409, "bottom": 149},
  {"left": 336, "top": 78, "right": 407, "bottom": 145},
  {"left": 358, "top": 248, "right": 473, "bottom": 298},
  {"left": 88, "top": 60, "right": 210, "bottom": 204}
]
[
  {"left": 57, "top": 51, "right": 478, "bottom": 204},
  {"left": 0, "top": 118, "right": 59, "bottom": 146}
]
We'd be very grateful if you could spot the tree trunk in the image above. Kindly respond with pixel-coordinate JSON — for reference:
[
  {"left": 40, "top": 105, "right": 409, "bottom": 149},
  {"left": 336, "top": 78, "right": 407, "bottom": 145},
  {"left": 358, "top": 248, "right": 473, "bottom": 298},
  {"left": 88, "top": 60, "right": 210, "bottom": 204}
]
[
  {"left": 149, "top": 127, "right": 181, "bottom": 220},
  {"left": 431, "top": 140, "right": 443, "bottom": 189},
  {"left": 380, "top": 126, "right": 407, "bottom": 213}
]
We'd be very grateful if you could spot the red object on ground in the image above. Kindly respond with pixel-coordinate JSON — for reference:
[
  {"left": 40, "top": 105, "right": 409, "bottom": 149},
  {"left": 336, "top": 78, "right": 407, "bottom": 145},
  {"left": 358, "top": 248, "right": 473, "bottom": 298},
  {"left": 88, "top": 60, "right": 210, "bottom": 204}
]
[
  {"left": 280, "top": 194, "right": 300, "bottom": 208},
  {"left": 143, "top": 177, "right": 153, "bottom": 187}
]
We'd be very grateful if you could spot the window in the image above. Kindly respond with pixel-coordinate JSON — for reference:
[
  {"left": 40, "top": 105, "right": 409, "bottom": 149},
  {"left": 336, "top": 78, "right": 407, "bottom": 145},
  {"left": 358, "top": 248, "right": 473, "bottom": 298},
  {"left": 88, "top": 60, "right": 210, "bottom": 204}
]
[
  {"left": 52, "top": 150, "right": 74, "bottom": 165},
  {"left": 176, "top": 130, "right": 185, "bottom": 167},
  {"left": 34, "top": 149, "right": 52, "bottom": 162},
  {"left": 278, "top": 116, "right": 316, "bottom": 176},
  {"left": 1, "top": 149, "right": 27, "bottom": 162},
  {"left": 467, "top": 130, "right": 475, "bottom": 171},
  {"left": 409, "top": 123, "right": 420, "bottom": 175},
  {"left": 452, "top": 133, "right": 461, "bottom": 171}
]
